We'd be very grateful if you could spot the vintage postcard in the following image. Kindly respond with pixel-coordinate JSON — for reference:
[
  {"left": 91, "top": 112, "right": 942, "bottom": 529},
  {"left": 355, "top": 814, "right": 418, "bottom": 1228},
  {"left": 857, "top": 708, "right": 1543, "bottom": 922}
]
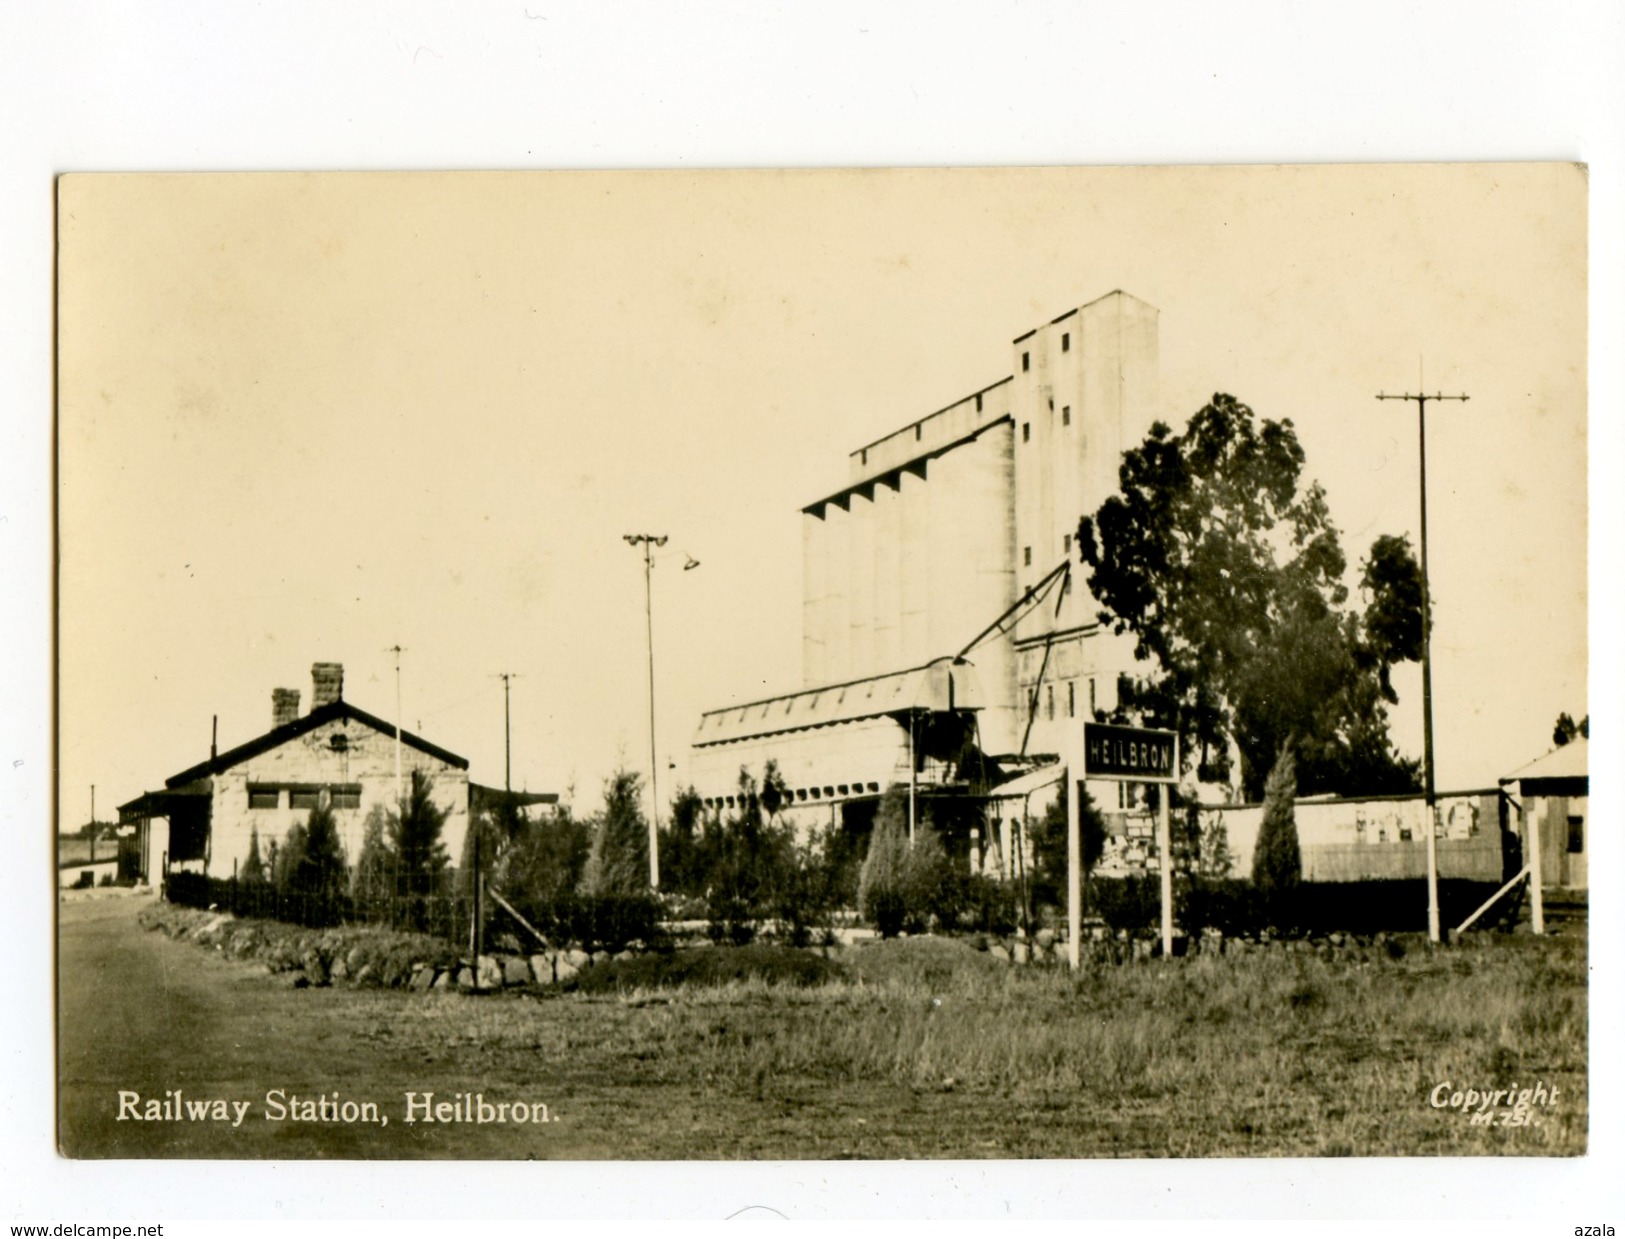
[{"left": 56, "top": 165, "right": 1587, "bottom": 1160}]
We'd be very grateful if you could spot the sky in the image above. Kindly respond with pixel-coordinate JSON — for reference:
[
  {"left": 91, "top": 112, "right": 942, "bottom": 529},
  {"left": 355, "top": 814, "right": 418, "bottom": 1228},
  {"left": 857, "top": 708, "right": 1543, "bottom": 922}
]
[{"left": 56, "top": 164, "right": 1587, "bottom": 824}]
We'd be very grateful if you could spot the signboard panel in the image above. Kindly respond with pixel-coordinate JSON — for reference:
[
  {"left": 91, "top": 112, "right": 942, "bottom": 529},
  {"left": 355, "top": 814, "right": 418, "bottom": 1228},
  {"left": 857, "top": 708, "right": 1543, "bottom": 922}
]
[{"left": 1083, "top": 722, "right": 1178, "bottom": 782}]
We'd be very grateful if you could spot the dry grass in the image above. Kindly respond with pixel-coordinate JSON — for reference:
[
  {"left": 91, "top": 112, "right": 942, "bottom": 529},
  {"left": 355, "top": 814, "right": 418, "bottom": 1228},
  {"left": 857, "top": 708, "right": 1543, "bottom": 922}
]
[{"left": 327, "top": 929, "right": 1586, "bottom": 1157}]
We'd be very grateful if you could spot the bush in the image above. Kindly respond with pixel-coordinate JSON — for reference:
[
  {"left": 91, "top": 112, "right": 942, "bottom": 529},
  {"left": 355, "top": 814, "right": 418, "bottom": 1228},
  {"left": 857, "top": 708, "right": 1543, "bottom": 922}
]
[
  {"left": 496, "top": 890, "right": 663, "bottom": 954},
  {"left": 1251, "top": 744, "right": 1302, "bottom": 930},
  {"left": 1178, "top": 878, "right": 1260, "bottom": 937},
  {"left": 956, "top": 873, "right": 1019, "bottom": 936},
  {"left": 899, "top": 824, "right": 960, "bottom": 933},
  {"left": 1090, "top": 875, "right": 1161, "bottom": 933},
  {"left": 581, "top": 769, "right": 651, "bottom": 897},
  {"left": 857, "top": 789, "right": 911, "bottom": 938}
]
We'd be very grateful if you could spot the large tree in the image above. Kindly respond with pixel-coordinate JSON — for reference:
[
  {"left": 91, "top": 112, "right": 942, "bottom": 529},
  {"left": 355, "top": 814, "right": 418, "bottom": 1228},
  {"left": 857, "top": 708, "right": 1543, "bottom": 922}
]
[{"left": 1079, "top": 393, "right": 1423, "bottom": 801}]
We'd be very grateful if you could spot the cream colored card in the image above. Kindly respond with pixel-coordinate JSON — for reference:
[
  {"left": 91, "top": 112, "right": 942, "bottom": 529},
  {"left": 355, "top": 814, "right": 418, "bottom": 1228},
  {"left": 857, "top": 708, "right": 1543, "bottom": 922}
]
[{"left": 56, "top": 166, "right": 1586, "bottom": 1160}]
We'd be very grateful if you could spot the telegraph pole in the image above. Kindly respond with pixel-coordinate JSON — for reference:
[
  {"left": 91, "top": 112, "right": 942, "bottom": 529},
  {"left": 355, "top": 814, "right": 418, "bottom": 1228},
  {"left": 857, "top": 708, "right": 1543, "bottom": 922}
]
[
  {"left": 494, "top": 672, "right": 520, "bottom": 791},
  {"left": 624, "top": 533, "right": 668, "bottom": 889},
  {"left": 1376, "top": 379, "right": 1468, "bottom": 944},
  {"left": 386, "top": 644, "right": 406, "bottom": 807}
]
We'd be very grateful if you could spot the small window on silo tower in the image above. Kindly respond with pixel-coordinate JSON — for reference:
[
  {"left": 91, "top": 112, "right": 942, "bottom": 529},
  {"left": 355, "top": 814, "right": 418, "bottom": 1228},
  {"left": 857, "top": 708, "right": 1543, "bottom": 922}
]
[
  {"left": 1062, "top": 406, "right": 1071, "bottom": 426},
  {"left": 1022, "top": 352, "right": 1030, "bottom": 371},
  {"left": 1022, "top": 422, "right": 1030, "bottom": 443}
]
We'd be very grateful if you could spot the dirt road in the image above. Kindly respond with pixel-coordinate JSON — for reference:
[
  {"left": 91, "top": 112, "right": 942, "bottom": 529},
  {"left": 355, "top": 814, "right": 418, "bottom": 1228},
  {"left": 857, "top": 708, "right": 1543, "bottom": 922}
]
[{"left": 57, "top": 895, "right": 586, "bottom": 1159}]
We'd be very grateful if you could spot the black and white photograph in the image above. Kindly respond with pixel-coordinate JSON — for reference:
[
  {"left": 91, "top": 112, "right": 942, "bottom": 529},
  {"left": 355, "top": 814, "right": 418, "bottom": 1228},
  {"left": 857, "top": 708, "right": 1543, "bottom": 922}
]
[{"left": 53, "top": 164, "right": 1588, "bottom": 1163}]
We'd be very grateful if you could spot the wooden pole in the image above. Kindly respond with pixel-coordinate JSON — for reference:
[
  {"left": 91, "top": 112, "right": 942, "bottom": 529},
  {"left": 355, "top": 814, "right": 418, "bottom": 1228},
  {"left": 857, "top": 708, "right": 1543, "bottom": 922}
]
[
  {"left": 1528, "top": 799, "right": 1545, "bottom": 935},
  {"left": 1376, "top": 384, "right": 1467, "bottom": 943},
  {"left": 1067, "top": 747, "right": 1082, "bottom": 971},
  {"left": 908, "top": 714, "right": 917, "bottom": 844},
  {"left": 1158, "top": 786, "right": 1173, "bottom": 958}
]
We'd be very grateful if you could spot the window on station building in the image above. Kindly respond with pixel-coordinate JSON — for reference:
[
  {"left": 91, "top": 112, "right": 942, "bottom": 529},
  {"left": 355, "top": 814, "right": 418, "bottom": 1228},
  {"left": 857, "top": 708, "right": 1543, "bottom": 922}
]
[
  {"left": 289, "top": 788, "right": 320, "bottom": 811},
  {"left": 1062, "top": 405, "right": 1071, "bottom": 426},
  {"left": 247, "top": 786, "right": 278, "bottom": 810},
  {"left": 1089, "top": 677, "right": 1097, "bottom": 714},
  {"left": 332, "top": 785, "right": 361, "bottom": 810},
  {"left": 1067, "top": 681, "right": 1075, "bottom": 717},
  {"left": 1568, "top": 816, "right": 1584, "bottom": 854},
  {"left": 1046, "top": 685, "right": 1055, "bottom": 720}
]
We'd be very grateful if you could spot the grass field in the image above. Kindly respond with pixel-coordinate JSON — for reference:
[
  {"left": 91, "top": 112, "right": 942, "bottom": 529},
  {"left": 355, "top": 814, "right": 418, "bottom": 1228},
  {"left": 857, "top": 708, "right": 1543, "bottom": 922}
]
[
  {"left": 392, "top": 932, "right": 1587, "bottom": 1158},
  {"left": 62, "top": 897, "right": 1587, "bottom": 1159}
]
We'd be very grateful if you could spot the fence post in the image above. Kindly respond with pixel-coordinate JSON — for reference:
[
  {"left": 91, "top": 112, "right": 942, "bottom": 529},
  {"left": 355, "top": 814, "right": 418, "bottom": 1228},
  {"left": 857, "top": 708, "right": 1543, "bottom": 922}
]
[{"left": 1528, "top": 799, "right": 1545, "bottom": 935}]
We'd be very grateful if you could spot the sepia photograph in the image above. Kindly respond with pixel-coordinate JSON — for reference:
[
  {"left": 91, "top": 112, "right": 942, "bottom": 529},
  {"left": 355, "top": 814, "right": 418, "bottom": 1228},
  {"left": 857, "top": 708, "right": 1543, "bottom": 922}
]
[{"left": 53, "top": 164, "right": 1589, "bottom": 1164}]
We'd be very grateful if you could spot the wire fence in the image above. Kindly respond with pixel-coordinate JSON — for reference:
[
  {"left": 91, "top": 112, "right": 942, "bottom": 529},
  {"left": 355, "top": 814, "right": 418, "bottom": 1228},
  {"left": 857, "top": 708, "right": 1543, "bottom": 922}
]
[{"left": 164, "top": 870, "right": 471, "bottom": 942}]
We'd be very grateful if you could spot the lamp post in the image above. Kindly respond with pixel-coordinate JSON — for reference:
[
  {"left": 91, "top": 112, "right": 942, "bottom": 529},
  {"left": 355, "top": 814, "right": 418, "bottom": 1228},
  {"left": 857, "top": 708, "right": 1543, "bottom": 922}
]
[
  {"left": 624, "top": 533, "right": 668, "bottom": 889},
  {"left": 1376, "top": 381, "right": 1468, "bottom": 944}
]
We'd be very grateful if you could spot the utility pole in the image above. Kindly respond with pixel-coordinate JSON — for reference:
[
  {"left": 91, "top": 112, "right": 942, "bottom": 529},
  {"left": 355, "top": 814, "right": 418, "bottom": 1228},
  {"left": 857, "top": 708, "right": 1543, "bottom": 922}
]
[
  {"left": 624, "top": 533, "right": 668, "bottom": 889},
  {"left": 89, "top": 785, "right": 95, "bottom": 863},
  {"left": 386, "top": 644, "right": 405, "bottom": 807},
  {"left": 494, "top": 672, "right": 520, "bottom": 791},
  {"left": 1377, "top": 375, "right": 1468, "bottom": 945}
]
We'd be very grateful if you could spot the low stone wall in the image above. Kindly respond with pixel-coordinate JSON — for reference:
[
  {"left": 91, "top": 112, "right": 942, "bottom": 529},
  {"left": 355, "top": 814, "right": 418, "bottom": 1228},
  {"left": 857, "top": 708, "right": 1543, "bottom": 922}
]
[
  {"left": 137, "top": 903, "right": 615, "bottom": 992},
  {"left": 140, "top": 902, "right": 1454, "bottom": 992},
  {"left": 968, "top": 925, "right": 1424, "bottom": 966}
]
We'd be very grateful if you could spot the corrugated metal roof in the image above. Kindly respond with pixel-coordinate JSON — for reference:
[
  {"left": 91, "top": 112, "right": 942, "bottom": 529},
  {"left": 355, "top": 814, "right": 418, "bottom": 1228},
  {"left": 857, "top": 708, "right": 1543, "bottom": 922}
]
[
  {"left": 1503, "top": 736, "right": 1587, "bottom": 783},
  {"left": 986, "top": 761, "right": 1065, "bottom": 800},
  {"left": 693, "top": 657, "right": 984, "bottom": 748}
]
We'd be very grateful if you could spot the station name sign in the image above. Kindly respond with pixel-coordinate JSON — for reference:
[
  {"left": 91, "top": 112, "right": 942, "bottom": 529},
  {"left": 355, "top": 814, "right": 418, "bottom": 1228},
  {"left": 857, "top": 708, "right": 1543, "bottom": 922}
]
[{"left": 1083, "top": 722, "right": 1178, "bottom": 783}]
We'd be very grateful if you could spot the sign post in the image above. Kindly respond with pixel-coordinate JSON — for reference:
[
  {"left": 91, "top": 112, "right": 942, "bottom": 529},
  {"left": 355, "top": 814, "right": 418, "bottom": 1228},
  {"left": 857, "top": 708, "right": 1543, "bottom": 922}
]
[{"left": 1080, "top": 721, "right": 1180, "bottom": 968}]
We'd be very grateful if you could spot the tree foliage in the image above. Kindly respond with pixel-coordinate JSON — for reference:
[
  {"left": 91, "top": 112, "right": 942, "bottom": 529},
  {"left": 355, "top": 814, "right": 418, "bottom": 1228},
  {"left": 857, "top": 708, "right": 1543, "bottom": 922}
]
[
  {"left": 240, "top": 824, "right": 268, "bottom": 886},
  {"left": 1029, "top": 780, "right": 1109, "bottom": 913},
  {"left": 1251, "top": 743, "right": 1302, "bottom": 922},
  {"left": 1078, "top": 393, "right": 1424, "bottom": 800},
  {"left": 1552, "top": 711, "right": 1589, "bottom": 747},
  {"left": 494, "top": 802, "right": 592, "bottom": 906},
  {"left": 700, "top": 768, "right": 794, "bottom": 944},
  {"left": 388, "top": 768, "right": 450, "bottom": 902},
  {"left": 351, "top": 804, "right": 393, "bottom": 914},
  {"left": 580, "top": 769, "right": 650, "bottom": 896},
  {"left": 857, "top": 788, "right": 911, "bottom": 938},
  {"left": 272, "top": 822, "right": 306, "bottom": 894},
  {"left": 292, "top": 801, "right": 348, "bottom": 903}
]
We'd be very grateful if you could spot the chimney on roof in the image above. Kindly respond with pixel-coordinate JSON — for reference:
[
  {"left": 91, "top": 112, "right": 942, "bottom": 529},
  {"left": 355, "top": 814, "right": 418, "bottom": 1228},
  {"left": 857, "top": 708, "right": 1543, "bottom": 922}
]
[
  {"left": 311, "top": 663, "right": 344, "bottom": 709},
  {"left": 272, "top": 688, "right": 300, "bottom": 729}
]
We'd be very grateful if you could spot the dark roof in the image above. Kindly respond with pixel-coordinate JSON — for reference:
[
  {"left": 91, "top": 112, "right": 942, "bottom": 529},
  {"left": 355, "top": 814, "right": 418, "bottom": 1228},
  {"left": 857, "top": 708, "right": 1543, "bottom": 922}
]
[
  {"left": 164, "top": 699, "right": 468, "bottom": 787},
  {"left": 470, "top": 784, "right": 559, "bottom": 812},
  {"left": 119, "top": 781, "right": 212, "bottom": 819}
]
